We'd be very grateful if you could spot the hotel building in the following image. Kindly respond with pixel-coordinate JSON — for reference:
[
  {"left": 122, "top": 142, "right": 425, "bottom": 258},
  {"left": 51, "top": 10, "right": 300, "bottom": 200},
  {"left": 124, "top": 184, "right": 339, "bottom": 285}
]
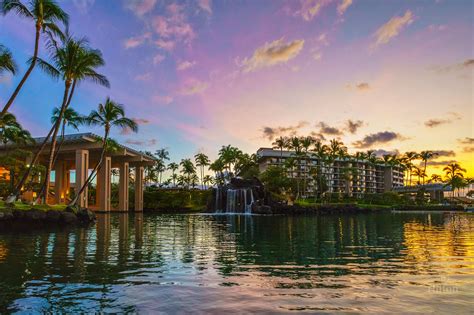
[{"left": 256, "top": 148, "right": 404, "bottom": 196}]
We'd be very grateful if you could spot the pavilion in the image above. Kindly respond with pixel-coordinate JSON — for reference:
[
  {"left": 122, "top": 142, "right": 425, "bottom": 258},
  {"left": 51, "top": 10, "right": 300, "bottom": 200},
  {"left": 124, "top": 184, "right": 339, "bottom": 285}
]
[{"left": 0, "top": 133, "right": 155, "bottom": 212}]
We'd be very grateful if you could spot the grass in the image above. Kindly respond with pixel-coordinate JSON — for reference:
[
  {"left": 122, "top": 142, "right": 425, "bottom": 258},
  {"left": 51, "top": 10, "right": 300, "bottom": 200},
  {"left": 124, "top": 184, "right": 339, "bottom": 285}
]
[
  {"left": 0, "top": 200, "right": 67, "bottom": 212},
  {"left": 294, "top": 199, "right": 392, "bottom": 210}
]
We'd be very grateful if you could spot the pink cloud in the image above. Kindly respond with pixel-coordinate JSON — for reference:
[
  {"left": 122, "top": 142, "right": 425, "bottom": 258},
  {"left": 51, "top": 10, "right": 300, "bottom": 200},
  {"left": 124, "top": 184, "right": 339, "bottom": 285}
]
[{"left": 126, "top": 0, "right": 157, "bottom": 16}]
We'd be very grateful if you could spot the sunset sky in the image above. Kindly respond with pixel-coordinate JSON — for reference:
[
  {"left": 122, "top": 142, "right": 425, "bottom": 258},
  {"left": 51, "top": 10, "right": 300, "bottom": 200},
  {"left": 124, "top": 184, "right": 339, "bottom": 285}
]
[{"left": 1, "top": 0, "right": 472, "bottom": 176}]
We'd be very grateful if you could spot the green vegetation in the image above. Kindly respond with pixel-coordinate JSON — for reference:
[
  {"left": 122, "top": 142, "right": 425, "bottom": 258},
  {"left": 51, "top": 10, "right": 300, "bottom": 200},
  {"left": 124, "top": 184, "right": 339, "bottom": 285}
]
[
  {"left": 142, "top": 188, "right": 211, "bottom": 211},
  {"left": 0, "top": 200, "right": 66, "bottom": 212}
]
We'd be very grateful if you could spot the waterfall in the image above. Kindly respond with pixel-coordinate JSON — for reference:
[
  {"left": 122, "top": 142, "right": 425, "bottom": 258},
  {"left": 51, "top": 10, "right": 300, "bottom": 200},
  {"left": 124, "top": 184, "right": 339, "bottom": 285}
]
[
  {"left": 215, "top": 187, "right": 255, "bottom": 214},
  {"left": 245, "top": 189, "right": 254, "bottom": 214}
]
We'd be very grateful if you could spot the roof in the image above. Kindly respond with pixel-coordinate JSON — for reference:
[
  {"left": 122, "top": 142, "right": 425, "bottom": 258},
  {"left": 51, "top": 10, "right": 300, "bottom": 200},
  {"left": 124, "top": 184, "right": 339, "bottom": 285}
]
[{"left": 5, "top": 132, "right": 155, "bottom": 162}]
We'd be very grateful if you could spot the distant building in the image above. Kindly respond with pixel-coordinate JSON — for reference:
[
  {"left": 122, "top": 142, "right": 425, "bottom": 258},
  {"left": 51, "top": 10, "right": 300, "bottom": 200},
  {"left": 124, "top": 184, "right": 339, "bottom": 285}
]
[{"left": 256, "top": 147, "right": 404, "bottom": 196}]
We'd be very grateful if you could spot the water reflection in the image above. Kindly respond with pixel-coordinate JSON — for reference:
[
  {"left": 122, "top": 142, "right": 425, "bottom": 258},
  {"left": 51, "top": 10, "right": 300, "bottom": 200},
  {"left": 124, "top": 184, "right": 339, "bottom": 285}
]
[{"left": 0, "top": 212, "right": 472, "bottom": 313}]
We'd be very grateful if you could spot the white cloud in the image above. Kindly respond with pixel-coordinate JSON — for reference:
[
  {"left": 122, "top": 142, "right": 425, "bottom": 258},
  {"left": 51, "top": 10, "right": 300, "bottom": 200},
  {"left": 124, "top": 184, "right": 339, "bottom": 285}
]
[
  {"left": 180, "top": 79, "right": 209, "bottom": 95},
  {"left": 242, "top": 38, "right": 304, "bottom": 73},
  {"left": 125, "top": 0, "right": 157, "bottom": 16},
  {"left": 155, "top": 39, "right": 176, "bottom": 51},
  {"left": 372, "top": 10, "right": 414, "bottom": 49},
  {"left": 123, "top": 33, "right": 151, "bottom": 49},
  {"left": 313, "top": 52, "right": 322, "bottom": 61},
  {"left": 153, "top": 54, "right": 165, "bottom": 65},
  {"left": 295, "top": 0, "right": 332, "bottom": 21},
  {"left": 198, "top": 0, "right": 212, "bottom": 14},
  {"left": 177, "top": 60, "right": 196, "bottom": 71},
  {"left": 337, "top": 0, "right": 352, "bottom": 15},
  {"left": 152, "top": 4, "right": 195, "bottom": 46}
]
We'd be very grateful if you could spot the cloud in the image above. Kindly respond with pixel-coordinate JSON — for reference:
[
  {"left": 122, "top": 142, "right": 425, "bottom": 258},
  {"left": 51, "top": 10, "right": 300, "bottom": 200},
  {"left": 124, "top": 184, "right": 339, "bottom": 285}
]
[
  {"left": 356, "top": 82, "right": 370, "bottom": 91},
  {"left": 126, "top": 139, "right": 158, "bottom": 146},
  {"left": 337, "top": 0, "right": 352, "bottom": 15},
  {"left": 242, "top": 38, "right": 304, "bottom": 72},
  {"left": 345, "top": 119, "right": 364, "bottom": 134},
  {"left": 125, "top": 0, "right": 157, "bottom": 16},
  {"left": 458, "top": 137, "right": 474, "bottom": 145},
  {"left": 424, "top": 112, "right": 461, "bottom": 128},
  {"left": 153, "top": 54, "right": 165, "bottom": 65},
  {"left": 152, "top": 94, "right": 174, "bottom": 105},
  {"left": 294, "top": 0, "right": 332, "bottom": 21},
  {"left": 317, "top": 122, "right": 344, "bottom": 136},
  {"left": 198, "top": 0, "right": 212, "bottom": 14},
  {"left": 134, "top": 73, "right": 152, "bottom": 81},
  {"left": 123, "top": 33, "right": 151, "bottom": 49},
  {"left": 372, "top": 149, "right": 400, "bottom": 157},
  {"left": 425, "top": 160, "right": 457, "bottom": 167},
  {"left": 432, "top": 150, "right": 456, "bottom": 158},
  {"left": 152, "top": 4, "right": 195, "bottom": 47},
  {"left": 155, "top": 39, "right": 176, "bottom": 51},
  {"left": 432, "top": 59, "right": 474, "bottom": 73},
  {"left": 309, "top": 131, "right": 326, "bottom": 141},
  {"left": 73, "top": 0, "right": 95, "bottom": 13},
  {"left": 312, "top": 52, "right": 322, "bottom": 61},
  {"left": 179, "top": 79, "right": 209, "bottom": 95},
  {"left": 372, "top": 10, "right": 413, "bottom": 49},
  {"left": 353, "top": 131, "right": 405, "bottom": 148},
  {"left": 133, "top": 118, "right": 150, "bottom": 125},
  {"left": 177, "top": 60, "right": 196, "bottom": 71},
  {"left": 261, "top": 121, "right": 309, "bottom": 141}
]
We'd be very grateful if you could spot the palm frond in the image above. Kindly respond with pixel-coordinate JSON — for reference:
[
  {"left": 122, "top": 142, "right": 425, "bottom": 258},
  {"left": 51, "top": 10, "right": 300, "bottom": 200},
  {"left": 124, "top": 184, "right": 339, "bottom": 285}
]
[
  {"left": 31, "top": 56, "right": 60, "bottom": 79},
  {"left": 1, "top": 0, "right": 33, "bottom": 18}
]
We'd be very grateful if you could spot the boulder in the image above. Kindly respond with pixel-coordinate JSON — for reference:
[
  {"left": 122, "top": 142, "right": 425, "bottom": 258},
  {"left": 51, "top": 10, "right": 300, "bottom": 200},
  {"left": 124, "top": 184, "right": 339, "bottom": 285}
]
[
  {"left": 0, "top": 210, "right": 13, "bottom": 221},
  {"left": 76, "top": 208, "right": 96, "bottom": 223},
  {"left": 253, "top": 205, "right": 272, "bottom": 215},
  {"left": 24, "top": 209, "right": 46, "bottom": 221},
  {"left": 46, "top": 210, "right": 61, "bottom": 222},
  {"left": 61, "top": 211, "right": 78, "bottom": 224}
]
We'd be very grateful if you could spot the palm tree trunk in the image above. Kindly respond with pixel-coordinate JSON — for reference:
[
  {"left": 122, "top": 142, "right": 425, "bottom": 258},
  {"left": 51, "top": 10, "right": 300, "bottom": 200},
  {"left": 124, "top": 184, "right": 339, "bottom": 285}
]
[
  {"left": 423, "top": 160, "right": 427, "bottom": 185},
  {"left": 1, "top": 24, "right": 40, "bottom": 116},
  {"left": 70, "top": 128, "right": 110, "bottom": 207},
  {"left": 38, "top": 81, "right": 72, "bottom": 204},
  {"left": 51, "top": 120, "right": 66, "bottom": 169}
]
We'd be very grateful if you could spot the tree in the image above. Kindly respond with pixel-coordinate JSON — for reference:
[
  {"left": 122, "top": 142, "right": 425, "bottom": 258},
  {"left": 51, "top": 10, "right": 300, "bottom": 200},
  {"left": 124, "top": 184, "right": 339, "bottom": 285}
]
[
  {"left": 209, "top": 158, "right": 225, "bottom": 186},
  {"left": 271, "top": 136, "right": 288, "bottom": 165},
  {"left": 234, "top": 153, "right": 259, "bottom": 179},
  {"left": 50, "top": 107, "right": 84, "bottom": 166},
  {"left": 35, "top": 36, "right": 109, "bottom": 203},
  {"left": 403, "top": 151, "right": 419, "bottom": 186},
  {"left": 412, "top": 167, "right": 426, "bottom": 185},
  {"left": 311, "top": 140, "right": 328, "bottom": 199},
  {"left": 443, "top": 162, "right": 467, "bottom": 197},
  {"left": 194, "top": 152, "right": 210, "bottom": 188},
  {"left": 155, "top": 148, "right": 169, "bottom": 184},
  {"left": 69, "top": 98, "right": 138, "bottom": 207},
  {"left": 260, "top": 165, "right": 292, "bottom": 195},
  {"left": 203, "top": 175, "right": 214, "bottom": 188},
  {"left": 154, "top": 159, "right": 166, "bottom": 186},
  {"left": 180, "top": 158, "right": 196, "bottom": 189},
  {"left": 0, "top": 44, "right": 17, "bottom": 76},
  {"left": 419, "top": 150, "right": 438, "bottom": 184},
  {"left": 300, "top": 136, "right": 314, "bottom": 197},
  {"left": 1, "top": 0, "right": 69, "bottom": 116},
  {"left": 218, "top": 145, "right": 241, "bottom": 176},
  {"left": 428, "top": 174, "right": 443, "bottom": 183},
  {"left": 167, "top": 162, "right": 179, "bottom": 187},
  {"left": 288, "top": 136, "right": 303, "bottom": 199}
]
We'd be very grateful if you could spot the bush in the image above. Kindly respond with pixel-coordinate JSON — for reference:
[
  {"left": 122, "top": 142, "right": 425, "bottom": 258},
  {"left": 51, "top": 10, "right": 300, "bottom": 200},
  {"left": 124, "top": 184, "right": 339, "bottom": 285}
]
[{"left": 143, "top": 188, "right": 211, "bottom": 210}]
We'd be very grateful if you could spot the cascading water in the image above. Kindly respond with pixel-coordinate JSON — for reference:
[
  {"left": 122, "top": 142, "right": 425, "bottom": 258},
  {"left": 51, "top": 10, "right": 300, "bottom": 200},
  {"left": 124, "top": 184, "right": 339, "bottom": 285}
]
[{"left": 215, "top": 187, "right": 255, "bottom": 214}]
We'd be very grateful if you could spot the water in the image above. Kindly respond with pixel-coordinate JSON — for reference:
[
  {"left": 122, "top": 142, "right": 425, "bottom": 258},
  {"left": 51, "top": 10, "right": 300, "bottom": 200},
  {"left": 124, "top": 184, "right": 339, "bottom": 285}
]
[
  {"left": 0, "top": 212, "right": 473, "bottom": 313},
  {"left": 221, "top": 188, "right": 255, "bottom": 214}
]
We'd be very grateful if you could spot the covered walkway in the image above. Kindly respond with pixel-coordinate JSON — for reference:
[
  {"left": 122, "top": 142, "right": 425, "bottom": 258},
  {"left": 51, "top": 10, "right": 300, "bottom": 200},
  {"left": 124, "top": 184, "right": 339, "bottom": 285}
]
[{"left": 1, "top": 133, "right": 155, "bottom": 212}]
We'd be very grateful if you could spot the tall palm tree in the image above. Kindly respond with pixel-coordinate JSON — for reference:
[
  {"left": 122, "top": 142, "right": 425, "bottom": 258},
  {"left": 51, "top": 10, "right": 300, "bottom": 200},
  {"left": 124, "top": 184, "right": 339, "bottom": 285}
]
[
  {"left": 443, "top": 162, "right": 466, "bottom": 179},
  {"left": 1, "top": 0, "right": 69, "bottom": 116},
  {"left": 180, "top": 158, "right": 196, "bottom": 189},
  {"left": 69, "top": 98, "right": 138, "bottom": 207},
  {"left": 288, "top": 136, "right": 303, "bottom": 199},
  {"left": 311, "top": 140, "right": 328, "bottom": 199},
  {"left": 419, "top": 150, "right": 438, "bottom": 184},
  {"left": 167, "top": 162, "right": 179, "bottom": 187},
  {"left": 403, "top": 151, "right": 419, "bottom": 186},
  {"left": 154, "top": 159, "right": 166, "bottom": 186},
  {"left": 203, "top": 175, "right": 213, "bottom": 188},
  {"left": 0, "top": 44, "right": 17, "bottom": 76},
  {"left": 218, "top": 145, "right": 241, "bottom": 177},
  {"left": 194, "top": 152, "right": 210, "bottom": 189},
  {"left": 50, "top": 107, "right": 84, "bottom": 166},
  {"left": 412, "top": 167, "right": 426, "bottom": 185},
  {"left": 209, "top": 158, "right": 225, "bottom": 186},
  {"left": 300, "top": 136, "right": 314, "bottom": 197},
  {"left": 272, "top": 136, "right": 288, "bottom": 165},
  {"left": 34, "top": 36, "right": 109, "bottom": 203},
  {"left": 0, "top": 112, "right": 33, "bottom": 147},
  {"left": 428, "top": 174, "right": 443, "bottom": 183}
]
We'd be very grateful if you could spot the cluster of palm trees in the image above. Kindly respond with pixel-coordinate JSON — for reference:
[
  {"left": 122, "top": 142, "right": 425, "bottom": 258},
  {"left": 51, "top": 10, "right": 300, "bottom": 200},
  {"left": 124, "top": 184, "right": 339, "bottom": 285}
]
[{"left": 1, "top": 0, "right": 138, "bottom": 206}]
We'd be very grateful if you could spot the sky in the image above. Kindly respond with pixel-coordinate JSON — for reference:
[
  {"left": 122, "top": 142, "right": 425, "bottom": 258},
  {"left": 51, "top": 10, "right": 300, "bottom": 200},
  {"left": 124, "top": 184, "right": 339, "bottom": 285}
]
[{"left": 0, "top": 0, "right": 473, "bottom": 177}]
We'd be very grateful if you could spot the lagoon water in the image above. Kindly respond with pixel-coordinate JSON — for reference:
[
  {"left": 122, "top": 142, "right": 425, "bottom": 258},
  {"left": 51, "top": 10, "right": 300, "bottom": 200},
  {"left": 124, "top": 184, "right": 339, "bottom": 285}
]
[{"left": 0, "top": 212, "right": 473, "bottom": 313}]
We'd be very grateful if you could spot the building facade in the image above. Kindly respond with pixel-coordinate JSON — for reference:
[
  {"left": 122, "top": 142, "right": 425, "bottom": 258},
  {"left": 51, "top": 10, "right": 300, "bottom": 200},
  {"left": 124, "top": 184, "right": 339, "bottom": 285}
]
[{"left": 257, "top": 148, "right": 404, "bottom": 196}]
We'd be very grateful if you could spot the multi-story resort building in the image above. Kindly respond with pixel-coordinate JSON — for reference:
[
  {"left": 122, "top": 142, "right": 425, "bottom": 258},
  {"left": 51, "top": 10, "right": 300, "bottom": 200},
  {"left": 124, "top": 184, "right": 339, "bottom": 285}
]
[{"left": 256, "top": 148, "right": 404, "bottom": 196}]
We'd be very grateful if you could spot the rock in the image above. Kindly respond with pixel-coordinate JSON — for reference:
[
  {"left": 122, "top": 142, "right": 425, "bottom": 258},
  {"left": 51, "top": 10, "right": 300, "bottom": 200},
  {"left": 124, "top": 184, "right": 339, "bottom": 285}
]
[
  {"left": 0, "top": 210, "right": 13, "bottom": 221},
  {"left": 46, "top": 210, "right": 61, "bottom": 222},
  {"left": 65, "top": 205, "right": 79, "bottom": 214},
  {"left": 253, "top": 205, "right": 272, "bottom": 214},
  {"left": 61, "top": 212, "right": 78, "bottom": 224},
  {"left": 24, "top": 209, "right": 46, "bottom": 221},
  {"left": 12, "top": 210, "right": 25, "bottom": 220},
  {"left": 76, "top": 208, "right": 96, "bottom": 223}
]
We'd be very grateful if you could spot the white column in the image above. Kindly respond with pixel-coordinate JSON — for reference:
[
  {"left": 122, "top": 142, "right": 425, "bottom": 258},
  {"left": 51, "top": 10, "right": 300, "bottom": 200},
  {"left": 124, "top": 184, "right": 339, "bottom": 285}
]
[
  {"left": 75, "top": 150, "right": 89, "bottom": 208},
  {"left": 97, "top": 156, "right": 112, "bottom": 211},
  {"left": 118, "top": 162, "right": 129, "bottom": 211},
  {"left": 134, "top": 165, "right": 144, "bottom": 212}
]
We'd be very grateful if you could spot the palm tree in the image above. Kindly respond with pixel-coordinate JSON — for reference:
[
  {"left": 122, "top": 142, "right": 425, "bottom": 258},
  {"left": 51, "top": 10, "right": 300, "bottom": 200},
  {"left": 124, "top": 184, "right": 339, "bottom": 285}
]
[
  {"left": 0, "top": 44, "right": 17, "bottom": 76},
  {"left": 203, "top": 175, "right": 213, "bottom": 188},
  {"left": 412, "top": 167, "right": 426, "bottom": 185},
  {"left": 419, "top": 150, "right": 438, "bottom": 184},
  {"left": 194, "top": 152, "right": 210, "bottom": 189},
  {"left": 403, "top": 151, "right": 419, "bottom": 186},
  {"left": 34, "top": 36, "right": 109, "bottom": 202},
  {"left": 209, "top": 158, "right": 225, "bottom": 186},
  {"left": 218, "top": 145, "right": 242, "bottom": 176},
  {"left": 0, "top": 112, "right": 33, "bottom": 147},
  {"left": 167, "top": 162, "right": 179, "bottom": 187},
  {"left": 443, "top": 162, "right": 466, "bottom": 179},
  {"left": 50, "top": 107, "right": 84, "bottom": 166},
  {"left": 69, "top": 98, "right": 138, "bottom": 207},
  {"left": 311, "top": 140, "right": 328, "bottom": 199},
  {"left": 180, "top": 158, "right": 196, "bottom": 189},
  {"left": 154, "top": 159, "right": 166, "bottom": 186},
  {"left": 428, "top": 174, "right": 443, "bottom": 183},
  {"left": 272, "top": 136, "right": 288, "bottom": 165},
  {"left": 1, "top": 0, "right": 69, "bottom": 116},
  {"left": 287, "top": 136, "right": 303, "bottom": 199},
  {"left": 300, "top": 136, "right": 314, "bottom": 197}
]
